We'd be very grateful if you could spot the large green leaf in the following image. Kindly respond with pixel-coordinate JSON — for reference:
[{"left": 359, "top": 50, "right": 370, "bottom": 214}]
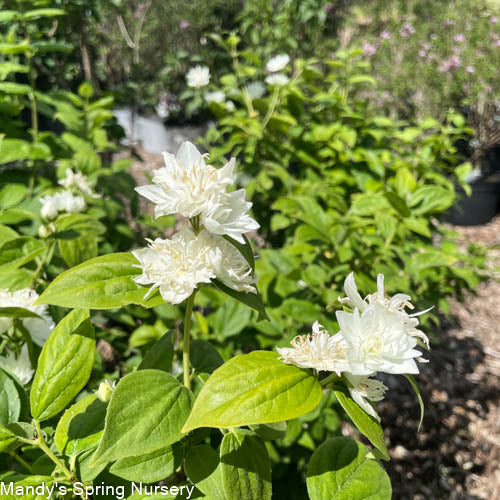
[
  {"left": 0, "top": 184, "right": 26, "bottom": 209},
  {"left": 190, "top": 340, "right": 224, "bottom": 374},
  {"left": 36, "top": 253, "right": 164, "bottom": 309},
  {"left": 307, "top": 437, "right": 391, "bottom": 500},
  {"left": 0, "top": 369, "right": 20, "bottom": 425},
  {"left": 334, "top": 389, "right": 389, "bottom": 460},
  {"left": 220, "top": 429, "right": 272, "bottom": 500},
  {"left": 210, "top": 299, "right": 252, "bottom": 338},
  {"left": 30, "top": 309, "right": 95, "bottom": 421},
  {"left": 0, "top": 425, "right": 18, "bottom": 452},
  {"left": 138, "top": 331, "right": 174, "bottom": 372},
  {"left": 109, "top": 443, "right": 184, "bottom": 483},
  {"left": 0, "top": 237, "right": 46, "bottom": 273},
  {"left": 92, "top": 369, "right": 192, "bottom": 465},
  {"left": 182, "top": 351, "right": 322, "bottom": 432}
]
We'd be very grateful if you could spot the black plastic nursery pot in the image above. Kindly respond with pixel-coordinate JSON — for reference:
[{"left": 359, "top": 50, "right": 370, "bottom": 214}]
[{"left": 444, "top": 181, "right": 500, "bottom": 226}]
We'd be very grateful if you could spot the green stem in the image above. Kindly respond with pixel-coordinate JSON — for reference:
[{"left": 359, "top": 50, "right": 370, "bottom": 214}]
[
  {"left": 34, "top": 420, "right": 73, "bottom": 481},
  {"left": 32, "top": 239, "right": 55, "bottom": 285},
  {"left": 183, "top": 291, "right": 197, "bottom": 390},
  {"left": 9, "top": 450, "right": 33, "bottom": 473},
  {"left": 15, "top": 320, "right": 36, "bottom": 370},
  {"left": 320, "top": 372, "right": 340, "bottom": 388}
]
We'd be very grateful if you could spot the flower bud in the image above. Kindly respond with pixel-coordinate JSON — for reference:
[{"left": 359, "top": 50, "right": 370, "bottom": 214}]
[{"left": 97, "top": 380, "right": 115, "bottom": 403}]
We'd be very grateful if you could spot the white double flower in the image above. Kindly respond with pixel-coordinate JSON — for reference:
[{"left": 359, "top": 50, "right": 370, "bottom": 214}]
[{"left": 277, "top": 273, "right": 431, "bottom": 421}]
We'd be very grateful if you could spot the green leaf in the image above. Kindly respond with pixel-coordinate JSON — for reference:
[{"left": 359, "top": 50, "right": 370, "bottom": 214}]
[
  {"left": 0, "top": 476, "right": 54, "bottom": 500},
  {"left": 307, "top": 437, "right": 391, "bottom": 500},
  {"left": 0, "top": 139, "right": 31, "bottom": 164},
  {"left": 404, "top": 375, "right": 424, "bottom": 431},
  {"left": 109, "top": 443, "right": 184, "bottom": 483},
  {"left": 78, "top": 81, "right": 94, "bottom": 99},
  {"left": 348, "top": 75, "right": 377, "bottom": 85},
  {"left": 212, "top": 279, "right": 268, "bottom": 321},
  {"left": 334, "top": 389, "right": 389, "bottom": 460},
  {"left": 0, "top": 184, "right": 26, "bottom": 209},
  {"left": 210, "top": 299, "right": 251, "bottom": 338},
  {"left": 0, "top": 369, "right": 20, "bottom": 425},
  {"left": 22, "top": 8, "right": 66, "bottom": 20},
  {"left": 0, "top": 224, "right": 18, "bottom": 243},
  {"left": 250, "top": 421, "right": 287, "bottom": 440},
  {"left": 54, "top": 394, "right": 105, "bottom": 455},
  {"left": 0, "top": 82, "right": 31, "bottom": 95},
  {"left": 0, "top": 11, "right": 21, "bottom": 23},
  {"left": 182, "top": 351, "right": 322, "bottom": 432},
  {"left": 0, "top": 307, "right": 41, "bottom": 319},
  {"left": 30, "top": 309, "right": 95, "bottom": 421},
  {"left": 138, "top": 331, "right": 174, "bottom": 372},
  {"left": 92, "top": 370, "right": 192, "bottom": 465},
  {"left": 223, "top": 234, "right": 255, "bottom": 275},
  {"left": 36, "top": 253, "right": 164, "bottom": 309},
  {"left": 384, "top": 191, "right": 411, "bottom": 217},
  {"left": 0, "top": 237, "right": 46, "bottom": 273},
  {"left": 220, "top": 429, "right": 272, "bottom": 500},
  {"left": 190, "top": 340, "right": 224, "bottom": 374},
  {"left": 185, "top": 445, "right": 225, "bottom": 498},
  {"left": 0, "top": 425, "right": 18, "bottom": 452}
]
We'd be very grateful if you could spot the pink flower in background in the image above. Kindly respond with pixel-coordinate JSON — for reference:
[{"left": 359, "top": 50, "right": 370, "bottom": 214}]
[
  {"left": 180, "top": 20, "right": 190, "bottom": 29},
  {"left": 465, "top": 66, "right": 475, "bottom": 73},
  {"left": 453, "top": 46, "right": 462, "bottom": 54},
  {"left": 418, "top": 49, "right": 427, "bottom": 58},
  {"left": 490, "top": 16, "right": 498, "bottom": 24},
  {"left": 495, "top": 40, "right": 500, "bottom": 48},
  {"left": 454, "top": 34, "right": 465, "bottom": 42},
  {"left": 325, "top": 3, "right": 333, "bottom": 12},
  {"left": 380, "top": 30, "right": 392, "bottom": 40},
  {"left": 400, "top": 22, "right": 416, "bottom": 38},
  {"left": 363, "top": 43, "right": 377, "bottom": 56},
  {"left": 439, "top": 55, "right": 461, "bottom": 73}
]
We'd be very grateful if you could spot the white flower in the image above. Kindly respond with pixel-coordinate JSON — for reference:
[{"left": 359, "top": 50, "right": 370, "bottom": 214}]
[
  {"left": 132, "top": 228, "right": 255, "bottom": 304},
  {"left": 246, "top": 81, "right": 266, "bottom": 99},
  {"left": 345, "top": 373, "right": 388, "bottom": 422},
  {"left": 277, "top": 321, "right": 350, "bottom": 375},
  {"left": 59, "top": 169, "right": 100, "bottom": 198},
  {"left": 208, "top": 234, "right": 256, "bottom": 294},
  {"left": 225, "top": 100, "right": 235, "bottom": 112},
  {"left": 265, "top": 73, "right": 289, "bottom": 86},
  {"left": 186, "top": 65, "right": 210, "bottom": 88},
  {"left": 132, "top": 228, "right": 216, "bottom": 305},
  {"left": 136, "top": 142, "right": 259, "bottom": 240},
  {"left": 339, "top": 273, "right": 431, "bottom": 348},
  {"left": 0, "top": 345, "right": 34, "bottom": 385},
  {"left": 0, "top": 288, "right": 54, "bottom": 347},
  {"left": 204, "top": 90, "right": 225, "bottom": 103},
  {"left": 266, "top": 54, "right": 290, "bottom": 73},
  {"left": 136, "top": 141, "right": 235, "bottom": 219},
  {"left": 336, "top": 304, "right": 423, "bottom": 375},
  {"left": 40, "top": 190, "right": 85, "bottom": 220},
  {"left": 202, "top": 190, "right": 259, "bottom": 244}
]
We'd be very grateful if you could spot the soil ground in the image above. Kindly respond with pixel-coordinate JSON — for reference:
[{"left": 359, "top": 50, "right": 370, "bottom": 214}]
[{"left": 130, "top": 147, "right": 500, "bottom": 500}]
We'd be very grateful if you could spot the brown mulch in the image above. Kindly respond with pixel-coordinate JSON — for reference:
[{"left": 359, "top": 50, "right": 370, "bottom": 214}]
[{"left": 128, "top": 148, "right": 500, "bottom": 499}]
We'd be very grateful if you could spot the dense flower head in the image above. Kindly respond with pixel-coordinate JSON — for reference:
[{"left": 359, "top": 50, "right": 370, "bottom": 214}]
[
  {"left": 380, "top": 30, "right": 392, "bottom": 40},
  {"left": 400, "top": 22, "right": 416, "bottom": 38},
  {"left": 345, "top": 374, "right": 388, "bottom": 422},
  {"left": 136, "top": 141, "right": 259, "bottom": 243},
  {"left": 59, "top": 168, "right": 100, "bottom": 198},
  {"left": 363, "top": 43, "right": 377, "bottom": 56},
  {"left": 186, "top": 65, "right": 210, "bottom": 88},
  {"left": 40, "top": 190, "right": 85, "bottom": 220},
  {"left": 132, "top": 228, "right": 255, "bottom": 305},
  {"left": 266, "top": 54, "right": 290, "bottom": 73},
  {"left": 204, "top": 90, "right": 225, "bottom": 104},
  {"left": 277, "top": 321, "right": 350, "bottom": 375},
  {"left": 0, "top": 288, "right": 54, "bottom": 347},
  {"left": 265, "top": 73, "right": 289, "bottom": 86}
]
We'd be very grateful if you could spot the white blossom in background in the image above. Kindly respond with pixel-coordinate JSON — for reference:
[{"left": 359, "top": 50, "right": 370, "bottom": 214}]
[
  {"left": 132, "top": 228, "right": 255, "bottom": 304},
  {"left": 339, "top": 272, "right": 431, "bottom": 348},
  {"left": 265, "top": 73, "right": 289, "bottom": 86},
  {"left": 0, "top": 288, "right": 54, "bottom": 347},
  {"left": 277, "top": 321, "right": 350, "bottom": 375},
  {"left": 345, "top": 373, "right": 388, "bottom": 422},
  {"left": 247, "top": 81, "right": 266, "bottom": 99},
  {"left": 186, "top": 65, "right": 210, "bottom": 88},
  {"left": 40, "top": 190, "right": 85, "bottom": 220},
  {"left": 202, "top": 190, "right": 260, "bottom": 243},
  {"left": 59, "top": 169, "right": 100, "bottom": 198},
  {"left": 225, "top": 100, "right": 235, "bottom": 112},
  {"left": 208, "top": 234, "right": 256, "bottom": 294},
  {"left": 204, "top": 90, "right": 225, "bottom": 104},
  {"left": 266, "top": 54, "right": 290, "bottom": 73},
  {"left": 135, "top": 142, "right": 259, "bottom": 241},
  {"left": 0, "top": 345, "right": 34, "bottom": 385}
]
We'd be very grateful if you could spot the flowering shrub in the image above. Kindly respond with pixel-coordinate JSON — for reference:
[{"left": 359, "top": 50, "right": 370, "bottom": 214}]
[{"left": 1, "top": 140, "right": 430, "bottom": 498}]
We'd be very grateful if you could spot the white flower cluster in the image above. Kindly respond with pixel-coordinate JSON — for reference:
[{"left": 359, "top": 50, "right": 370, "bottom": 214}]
[
  {"left": 204, "top": 91, "right": 235, "bottom": 112},
  {"left": 186, "top": 65, "right": 210, "bottom": 88},
  {"left": 0, "top": 345, "right": 34, "bottom": 385},
  {"left": 265, "top": 53, "right": 290, "bottom": 86},
  {"left": 134, "top": 142, "right": 258, "bottom": 305},
  {"left": 0, "top": 288, "right": 54, "bottom": 346},
  {"left": 277, "top": 273, "right": 431, "bottom": 421},
  {"left": 40, "top": 190, "right": 85, "bottom": 220},
  {"left": 59, "top": 168, "right": 100, "bottom": 198}
]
